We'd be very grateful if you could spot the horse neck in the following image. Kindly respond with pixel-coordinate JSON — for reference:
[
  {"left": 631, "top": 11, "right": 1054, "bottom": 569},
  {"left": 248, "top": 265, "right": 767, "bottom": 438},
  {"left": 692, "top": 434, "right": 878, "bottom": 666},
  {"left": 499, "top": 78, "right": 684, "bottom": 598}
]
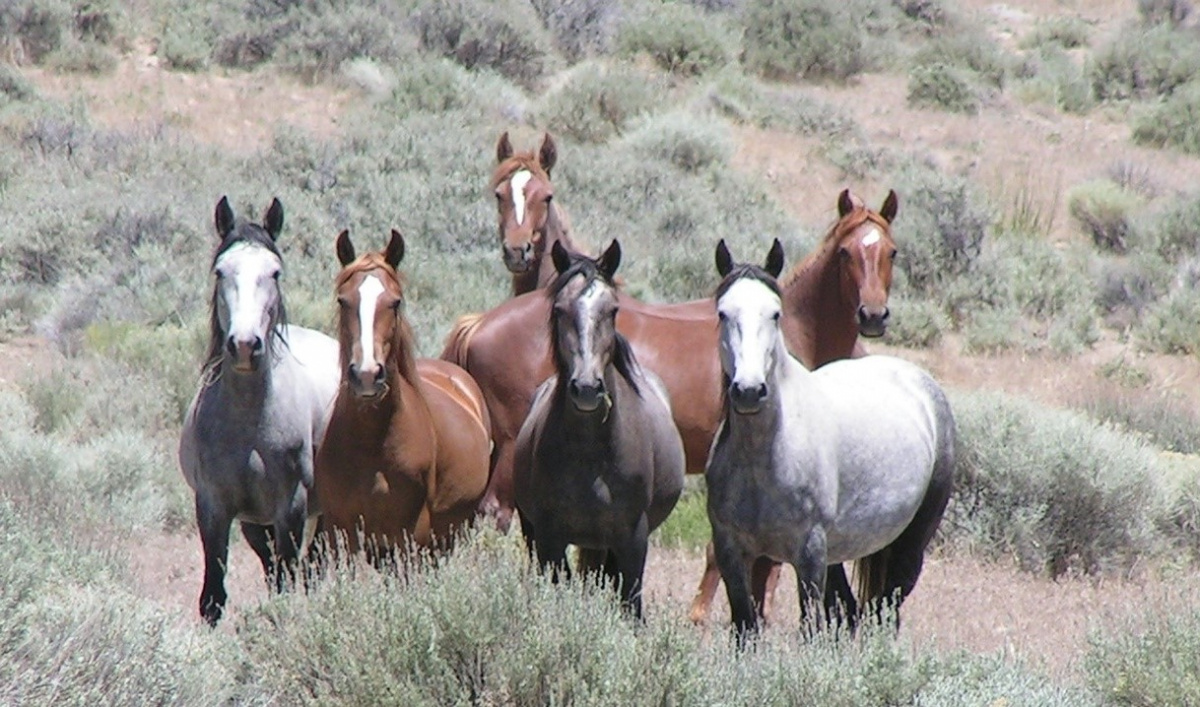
[
  {"left": 512, "top": 203, "right": 573, "bottom": 296},
  {"left": 780, "top": 241, "right": 858, "bottom": 368},
  {"left": 722, "top": 338, "right": 811, "bottom": 442}
]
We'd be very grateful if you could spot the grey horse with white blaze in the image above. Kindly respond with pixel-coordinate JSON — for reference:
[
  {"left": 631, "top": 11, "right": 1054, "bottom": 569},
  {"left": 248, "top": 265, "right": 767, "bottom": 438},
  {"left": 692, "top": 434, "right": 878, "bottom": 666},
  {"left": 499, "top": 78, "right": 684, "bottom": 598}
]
[
  {"left": 179, "top": 196, "right": 340, "bottom": 626},
  {"left": 706, "top": 238, "right": 955, "bottom": 639}
]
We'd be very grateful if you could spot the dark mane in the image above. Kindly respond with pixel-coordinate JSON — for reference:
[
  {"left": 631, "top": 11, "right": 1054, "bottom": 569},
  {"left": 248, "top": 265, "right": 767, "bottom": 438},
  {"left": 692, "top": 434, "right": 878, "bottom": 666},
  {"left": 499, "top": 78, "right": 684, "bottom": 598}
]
[
  {"left": 203, "top": 222, "right": 289, "bottom": 375},
  {"left": 714, "top": 263, "right": 782, "bottom": 302},
  {"left": 335, "top": 253, "right": 418, "bottom": 383},
  {"left": 547, "top": 251, "right": 642, "bottom": 397}
]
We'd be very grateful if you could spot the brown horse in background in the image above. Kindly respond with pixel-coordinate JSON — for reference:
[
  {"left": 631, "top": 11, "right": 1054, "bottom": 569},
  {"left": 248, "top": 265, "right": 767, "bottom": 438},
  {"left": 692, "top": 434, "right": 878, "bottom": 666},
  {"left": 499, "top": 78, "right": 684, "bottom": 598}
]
[
  {"left": 493, "top": 131, "right": 584, "bottom": 295},
  {"left": 441, "top": 188, "right": 899, "bottom": 618},
  {"left": 315, "top": 229, "right": 491, "bottom": 560}
]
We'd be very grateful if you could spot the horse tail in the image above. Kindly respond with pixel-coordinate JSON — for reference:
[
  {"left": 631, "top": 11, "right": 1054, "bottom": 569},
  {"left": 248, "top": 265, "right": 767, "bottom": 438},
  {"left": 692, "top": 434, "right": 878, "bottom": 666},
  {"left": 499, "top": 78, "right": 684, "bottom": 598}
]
[{"left": 439, "top": 312, "right": 484, "bottom": 367}]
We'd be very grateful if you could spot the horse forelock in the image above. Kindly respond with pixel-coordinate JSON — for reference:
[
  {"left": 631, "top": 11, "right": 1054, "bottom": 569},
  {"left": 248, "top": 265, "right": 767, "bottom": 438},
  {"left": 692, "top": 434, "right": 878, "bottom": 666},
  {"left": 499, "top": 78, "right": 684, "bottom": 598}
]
[
  {"left": 203, "top": 231, "right": 289, "bottom": 375},
  {"left": 491, "top": 152, "right": 548, "bottom": 190},
  {"left": 714, "top": 264, "right": 781, "bottom": 303}
]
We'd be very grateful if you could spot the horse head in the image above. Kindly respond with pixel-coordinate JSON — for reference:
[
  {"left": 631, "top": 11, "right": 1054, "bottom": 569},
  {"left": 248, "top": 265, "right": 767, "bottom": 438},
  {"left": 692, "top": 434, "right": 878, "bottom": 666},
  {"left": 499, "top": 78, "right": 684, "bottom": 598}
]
[
  {"left": 493, "top": 131, "right": 557, "bottom": 275},
  {"left": 333, "top": 229, "right": 410, "bottom": 399},
  {"left": 832, "top": 189, "right": 898, "bottom": 338},
  {"left": 714, "top": 239, "right": 785, "bottom": 415},
  {"left": 547, "top": 239, "right": 628, "bottom": 414},
  {"left": 209, "top": 196, "right": 286, "bottom": 374}
]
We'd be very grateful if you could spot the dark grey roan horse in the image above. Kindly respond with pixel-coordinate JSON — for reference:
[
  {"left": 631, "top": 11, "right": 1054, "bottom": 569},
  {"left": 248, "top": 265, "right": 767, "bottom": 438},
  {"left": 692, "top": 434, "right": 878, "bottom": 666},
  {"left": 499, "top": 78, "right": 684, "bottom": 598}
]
[
  {"left": 514, "top": 241, "right": 685, "bottom": 619},
  {"left": 179, "top": 197, "right": 340, "bottom": 625},
  {"left": 706, "top": 239, "right": 955, "bottom": 639}
]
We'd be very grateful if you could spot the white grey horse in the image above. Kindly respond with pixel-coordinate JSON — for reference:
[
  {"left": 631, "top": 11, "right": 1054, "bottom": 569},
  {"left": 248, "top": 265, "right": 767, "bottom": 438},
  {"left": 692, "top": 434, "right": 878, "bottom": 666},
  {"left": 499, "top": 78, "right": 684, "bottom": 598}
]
[
  {"left": 179, "top": 197, "right": 339, "bottom": 626},
  {"left": 706, "top": 239, "right": 955, "bottom": 639}
]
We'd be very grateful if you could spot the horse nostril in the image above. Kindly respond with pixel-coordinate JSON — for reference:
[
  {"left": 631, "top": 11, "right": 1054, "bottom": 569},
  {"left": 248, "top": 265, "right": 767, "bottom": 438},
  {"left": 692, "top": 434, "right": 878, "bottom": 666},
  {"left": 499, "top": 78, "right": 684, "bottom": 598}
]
[
  {"left": 756, "top": 383, "right": 767, "bottom": 400},
  {"left": 881, "top": 307, "right": 891, "bottom": 322},
  {"left": 373, "top": 365, "right": 385, "bottom": 383},
  {"left": 347, "top": 362, "right": 359, "bottom": 380},
  {"left": 251, "top": 336, "right": 264, "bottom": 353},
  {"left": 568, "top": 379, "right": 581, "bottom": 398},
  {"left": 225, "top": 337, "right": 238, "bottom": 357}
]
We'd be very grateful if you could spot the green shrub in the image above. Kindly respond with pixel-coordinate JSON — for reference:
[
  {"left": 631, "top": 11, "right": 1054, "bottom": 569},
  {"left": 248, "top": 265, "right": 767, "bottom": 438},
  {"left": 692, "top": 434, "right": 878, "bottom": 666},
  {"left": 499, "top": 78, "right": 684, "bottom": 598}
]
[
  {"left": 1132, "top": 81, "right": 1200, "bottom": 155},
  {"left": 43, "top": 38, "right": 117, "bottom": 74},
  {"left": 946, "top": 390, "right": 1168, "bottom": 577},
  {"left": 0, "top": 0, "right": 70, "bottom": 64},
  {"left": 275, "top": 2, "right": 414, "bottom": 82},
  {"left": 893, "top": 0, "right": 951, "bottom": 31},
  {"left": 886, "top": 296, "right": 947, "bottom": 348},
  {"left": 534, "top": 61, "right": 663, "bottom": 143},
  {"left": 1140, "top": 190, "right": 1200, "bottom": 263},
  {"left": 889, "top": 159, "right": 990, "bottom": 297},
  {"left": 906, "top": 63, "right": 980, "bottom": 113},
  {"left": 1086, "top": 608, "right": 1200, "bottom": 706},
  {"left": 1093, "top": 254, "right": 1169, "bottom": 329},
  {"left": 1134, "top": 286, "right": 1200, "bottom": 354},
  {"left": 1067, "top": 179, "right": 1142, "bottom": 253},
  {"left": 912, "top": 31, "right": 1011, "bottom": 88},
  {"left": 412, "top": 0, "right": 559, "bottom": 88},
  {"left": 620, "top": 110, "right": 734, "bottom": 174},
  {"left": 1018, "top": 16, "right": 1090, "bottom": 50},
  {"left": 1013, "top": 45, "right": 1095, "bottom": 114},
  {"left": 703, "top": 69, "right": 860, "bottom": 137},
  {"left": 960, "top": 306, "right": 1024, "bottom": 354},
  {"left": 1089, "top": 23, "right": 1200, "bottom": 101},
  {"left": 531, "top": 0, "right": 620, "bottom": 62},
  {"left": 1138, "top": 0, "right": 1193, "bottom": 26},
  {"left": 1078, "top": 387, "right": 1200, "bottom": 455},
  {"left": 741, "top": 0, "right": 872, "bottom": 82},
  {"left": 618, "top": 2, "right": 735, "bottom": 76}
]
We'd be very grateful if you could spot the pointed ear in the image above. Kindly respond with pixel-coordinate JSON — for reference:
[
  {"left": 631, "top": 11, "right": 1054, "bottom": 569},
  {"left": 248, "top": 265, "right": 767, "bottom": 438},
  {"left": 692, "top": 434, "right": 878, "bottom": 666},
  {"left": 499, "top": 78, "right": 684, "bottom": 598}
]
[
  {"left": 263, "top": 198, "right": 284, "bottom": 241},
  {"left": 551, "top": 239, "right": 571, "bottom": 274},
  {"left": 215, "top": 196, "right": 235, "bottom": 238},
  {"left": 715, "top": 239, "right": 734, "bottom": 278},
  {"left": 879, "top": 189, "right": 899, "bottom": 223},
  {"left": 335, "top": 229, "right": 355, "bottom": 266},
  {"left": 385, "top": 229, "right": 406, "bottom": 268},
  {"left": 765, "top": 239, "right": 785, "bottom": 279},
  {"left": 598, "top": 239, "right": 621, "bottom": 281},
  {"left": 538, "top": 133, "right": 557, "bottom": 176},
  {"left": 497, "top": 131, "right": 513, "bottom": 163},
  {"left": 837, "top": 188, "right": 855, "bottom": 218}
]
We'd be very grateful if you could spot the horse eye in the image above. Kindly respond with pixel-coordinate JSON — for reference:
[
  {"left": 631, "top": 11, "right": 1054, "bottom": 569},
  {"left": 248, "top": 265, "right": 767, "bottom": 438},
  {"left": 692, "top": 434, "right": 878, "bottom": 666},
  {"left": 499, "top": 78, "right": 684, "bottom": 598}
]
[
  {"left": 717, "top": 312, "right": 727, "bottom": 322},
  {"left": 336, "top": 296, "right": 350, "bottom": 308},
  {"left": 545, "top": 193, "right": 554, "bottom": 203},
  {"left": 494, "top": 191, "right": 503, "bottom": 202},
  {"left": 271, "top": 271, "right": 281, "bottom": 280},
  {"left": 772, "top": 311, "right": 781, "bottom": 322},
  {"left": 889, "top": 248, "right": 898, "bottom": 260},
  {"left": 838, "top": 247, "right": 851, "bottom": 260}
]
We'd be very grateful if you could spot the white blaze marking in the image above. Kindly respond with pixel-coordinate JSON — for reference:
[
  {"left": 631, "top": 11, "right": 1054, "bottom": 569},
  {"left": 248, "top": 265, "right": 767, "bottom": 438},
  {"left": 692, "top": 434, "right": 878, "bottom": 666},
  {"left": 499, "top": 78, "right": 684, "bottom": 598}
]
[
  {"left": 510, "top": 170, "right": 533, "bottom": 225},
  {"left": 861, "top": 227, "right": 881, "bottom": 247},
  {"left": 357, "top": 275, "right": 385, "bottom": 372},
  {"left": 216, "top": 242, "right": 280, "bottom": 342}
]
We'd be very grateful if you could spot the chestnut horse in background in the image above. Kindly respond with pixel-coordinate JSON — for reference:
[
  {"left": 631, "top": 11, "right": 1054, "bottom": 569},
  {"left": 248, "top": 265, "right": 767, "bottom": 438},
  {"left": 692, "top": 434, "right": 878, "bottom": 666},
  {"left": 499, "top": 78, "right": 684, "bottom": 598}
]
[
  {"left": 315, "top": 229, "right": 492, "bottom": 561},
  {"left": 441, "top": 188, "right": 899, "bottom": 619},
  {"left": 493, "top": 131, "right": 585, "bottom": 295}
]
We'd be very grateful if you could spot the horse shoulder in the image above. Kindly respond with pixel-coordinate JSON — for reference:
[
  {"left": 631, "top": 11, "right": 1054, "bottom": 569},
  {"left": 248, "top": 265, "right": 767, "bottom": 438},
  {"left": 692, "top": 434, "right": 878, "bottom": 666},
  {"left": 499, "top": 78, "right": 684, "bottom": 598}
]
[{"left": 416, "top": 368, "right": 491, "bottom": 511}]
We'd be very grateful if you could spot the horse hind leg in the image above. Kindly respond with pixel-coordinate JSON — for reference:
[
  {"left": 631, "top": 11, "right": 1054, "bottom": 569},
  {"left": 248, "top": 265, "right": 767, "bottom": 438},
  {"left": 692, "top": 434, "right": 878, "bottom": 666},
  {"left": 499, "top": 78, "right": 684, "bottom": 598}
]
[
  {"left": 823, "top": 563, "right": 858, "bottom": 635},
  {"left": 269, "top": 493, "right": 312, "bottom": 594},
  {"left": 196, "top": 495, "right": 232, "bottom": 627},
  {"left": 240, "top": 522, "right": 276, "bottom": 584},
  {"left": 687, "top": 542, "right": 723, "bottom": 624},
  {"left": 750, "top": 557, "right": 781, "bottom": 624}
]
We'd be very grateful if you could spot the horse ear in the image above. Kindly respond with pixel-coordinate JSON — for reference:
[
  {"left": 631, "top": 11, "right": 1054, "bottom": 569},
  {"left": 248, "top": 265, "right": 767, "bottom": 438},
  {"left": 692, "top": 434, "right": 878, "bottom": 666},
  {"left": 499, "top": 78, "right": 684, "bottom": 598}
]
[
  {"left": 385, "top": 229, "right": 406, "bottom": 268},
  {"left": 837, "top": 189, "right": 855, "bottom": 218},
  {"left": 263, "top": 198, "right": 284, "bottom": 241},
  {"left": 598, "top": 239, "right": 621, "bottom": 280},
  {"left": 715, "top": 239, "right": 734, "bottom": 278},
  {"left": 551, "top": 240, "right": 572, "bottom": 274},
  {"left": 765, "top": 239, "right": 785, "bottom": 279},
  {"left": 215, "top": 196, "right": 235, "bottom": 238},
  {"left": 336, "top": 229, "right": 355, "bottom": 266},
  {"left": 879, "top": 189, "right": 899, "bottom": 223},
  {"left": 497, "top": 131, "right": 513, "bottom": 163},
  {"left": 539, "top": 133, "right": 557, "bottom": 176}
]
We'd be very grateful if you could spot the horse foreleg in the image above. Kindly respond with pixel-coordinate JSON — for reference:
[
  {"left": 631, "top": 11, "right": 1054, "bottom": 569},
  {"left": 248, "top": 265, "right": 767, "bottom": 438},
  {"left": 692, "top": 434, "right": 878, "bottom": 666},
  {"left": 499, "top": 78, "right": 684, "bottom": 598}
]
[
  {"left": 712, "top": 528, "right": 756, "bottom": 643},
  {"left": 614, "top": 517, "right": 650, "bottom": 621},
  {"left": 751, "top": 558, "right": 781, "bottom": 624},
  {"left": 534, "top": 531, "right": 570, "bottom": 585},
  {"left": 795, "top": 527, "right": 828, "bottom": 638},
  {"left": 824, "top": 563, "right": 858, "bottom": 635},
  {"left": 196, "top": 495, "right": 232, "bottom": 627},
  {"left": 688, "top": 542, "right": 723, "bottom": 624},
  {"left": 240, "top": 522, "right": 275, "bottom": 584},
  {"left": 272, "top": 491, "right": 310, "bottom": 593}
]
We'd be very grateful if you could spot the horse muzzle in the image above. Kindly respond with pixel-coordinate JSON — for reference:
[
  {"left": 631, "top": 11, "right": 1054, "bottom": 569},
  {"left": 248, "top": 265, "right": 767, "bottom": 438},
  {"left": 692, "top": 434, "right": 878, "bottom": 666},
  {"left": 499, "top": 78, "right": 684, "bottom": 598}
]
[
  {"left": 503, "top": 242, "right": 535, "bottom": 273},
  {"left": 729, "top": 382, "right": 767, "bottom": 415},
  {"left": 857, "top": 305, "right": 890, "bottom": 338},
  {"left": 568, "top": 379, "right": 609, "bottom": 415},
  {"left": 348, "top": 362, "right": 387, "bottom": 399},
  {"left": 226, "top": 336, "right": 264, "bottom": 373}
]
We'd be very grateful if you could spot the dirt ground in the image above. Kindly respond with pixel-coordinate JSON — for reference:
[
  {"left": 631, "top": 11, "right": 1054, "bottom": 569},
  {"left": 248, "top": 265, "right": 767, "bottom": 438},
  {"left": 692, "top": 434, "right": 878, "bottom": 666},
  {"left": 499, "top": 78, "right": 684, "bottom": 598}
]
[{"left": 17, "top": 0, "right": 1200, "bottom": 688}]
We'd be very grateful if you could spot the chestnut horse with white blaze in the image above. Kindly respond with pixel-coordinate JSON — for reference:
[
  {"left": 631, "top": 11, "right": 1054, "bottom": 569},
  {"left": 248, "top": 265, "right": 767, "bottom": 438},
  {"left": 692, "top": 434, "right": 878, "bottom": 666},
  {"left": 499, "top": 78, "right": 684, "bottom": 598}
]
[
  {"left": 493, "top": 131, "right": 583, "bottom": 295},
  {"left": 315, "top": 229, "right": 491, "bottom": 560},
  {"left": 441, "top": 188, "right": 900, "bottom": 621}
]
